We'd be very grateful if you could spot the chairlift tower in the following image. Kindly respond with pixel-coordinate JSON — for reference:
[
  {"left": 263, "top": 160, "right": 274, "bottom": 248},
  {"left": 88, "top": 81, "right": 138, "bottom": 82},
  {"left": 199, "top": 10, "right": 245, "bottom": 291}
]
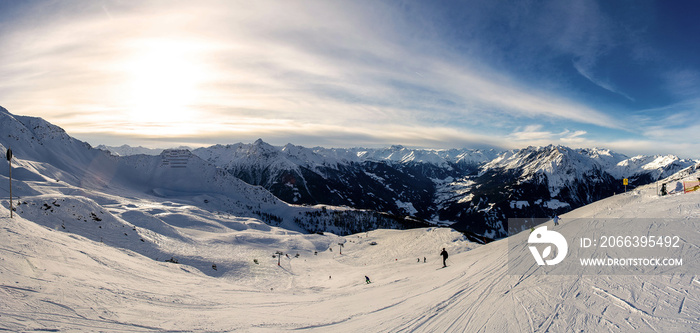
[{"left": 275, "top": 251, "right": 283, "bottom": 266}]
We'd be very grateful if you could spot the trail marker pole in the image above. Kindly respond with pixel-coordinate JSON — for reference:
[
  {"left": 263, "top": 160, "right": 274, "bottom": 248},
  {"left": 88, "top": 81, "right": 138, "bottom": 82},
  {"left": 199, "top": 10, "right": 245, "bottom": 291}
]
[
  {"left": 6, "top": 148, "right": 12, "bottom": 218},
  {"left": 623, "top": 178, "right": 628, "bottom": 193}
]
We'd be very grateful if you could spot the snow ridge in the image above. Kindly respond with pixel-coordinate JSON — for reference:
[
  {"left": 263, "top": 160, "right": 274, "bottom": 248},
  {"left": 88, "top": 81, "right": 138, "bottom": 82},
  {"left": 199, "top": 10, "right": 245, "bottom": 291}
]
[
  {"left": 191, "top": 140, "right": 500, "bottom": 172},
  {"left": 481, "top": 145, "right": 695, "bottom": 197}
]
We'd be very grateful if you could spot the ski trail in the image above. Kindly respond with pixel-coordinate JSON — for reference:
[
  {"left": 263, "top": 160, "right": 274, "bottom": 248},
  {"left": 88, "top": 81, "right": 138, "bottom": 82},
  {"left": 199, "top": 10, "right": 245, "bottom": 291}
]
[
  {"left": 513, "top": 294, "right": 534, "bottom": 333},
  {"left": 538, "top": 275, "right": 581, "bottom": 332},
  {"left": 590, "top": 285, "right": 657, "bottom": 332},
  {"left": 679, "top": 296, "right": 686, "bottom": 314}
]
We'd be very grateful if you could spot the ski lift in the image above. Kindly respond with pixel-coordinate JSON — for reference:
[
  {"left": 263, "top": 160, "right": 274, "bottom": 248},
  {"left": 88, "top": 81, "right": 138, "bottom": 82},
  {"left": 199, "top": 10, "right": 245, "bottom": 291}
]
[{"left": 275, "top": 251, "right": 284, "bottom": 266}]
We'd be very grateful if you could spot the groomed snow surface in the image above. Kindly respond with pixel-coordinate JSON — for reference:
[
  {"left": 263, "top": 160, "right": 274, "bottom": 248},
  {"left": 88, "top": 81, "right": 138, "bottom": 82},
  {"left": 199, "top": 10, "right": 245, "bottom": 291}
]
[{"left": 2, "top": 171, "right": 699, "bottom": 332}]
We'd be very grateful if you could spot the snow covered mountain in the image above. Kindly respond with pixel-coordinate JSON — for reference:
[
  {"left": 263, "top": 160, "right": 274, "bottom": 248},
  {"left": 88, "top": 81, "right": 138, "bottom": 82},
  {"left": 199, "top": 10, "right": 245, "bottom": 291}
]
[
  {"left": 96, "top": 144, "right": 169, "bottom": 156},
  {"left": 1, "top": 150, "right": 698, "bottom": 331},
  {"left": 192, "top": 141, "right": 497, "bottom": 222},
  {"left": 1, "top": 106, "right": 698, "bottom": 331},
  {"left": 0, "top": 107, "right": 425, "bottom": 237},
  {"left": 444, "top": 146, "right": 696, "bottom": 237},
  {"left": 193, "top": 140, "right": 696, "bottom": 238},
  {"left": 2, "top": 105, "right": 694, "bottom": 240}
]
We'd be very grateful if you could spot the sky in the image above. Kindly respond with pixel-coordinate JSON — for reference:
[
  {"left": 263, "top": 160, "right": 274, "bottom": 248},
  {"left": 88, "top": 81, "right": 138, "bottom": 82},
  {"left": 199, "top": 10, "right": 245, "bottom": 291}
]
[{"left": 0, "top": 0, "right": 698, "bottom": 158}]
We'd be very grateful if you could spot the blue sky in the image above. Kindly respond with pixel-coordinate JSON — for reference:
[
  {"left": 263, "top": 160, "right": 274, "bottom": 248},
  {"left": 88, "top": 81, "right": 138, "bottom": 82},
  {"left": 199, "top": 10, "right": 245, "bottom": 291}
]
[{"left": 0, "top": 0, "right": 698, "bottom": 158}]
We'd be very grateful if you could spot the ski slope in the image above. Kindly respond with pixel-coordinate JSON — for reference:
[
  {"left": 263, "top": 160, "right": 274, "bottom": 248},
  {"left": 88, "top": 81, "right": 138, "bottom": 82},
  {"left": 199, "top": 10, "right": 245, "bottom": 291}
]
[{"left": 1, "top": 166, "right": 699, "bottom": 332}]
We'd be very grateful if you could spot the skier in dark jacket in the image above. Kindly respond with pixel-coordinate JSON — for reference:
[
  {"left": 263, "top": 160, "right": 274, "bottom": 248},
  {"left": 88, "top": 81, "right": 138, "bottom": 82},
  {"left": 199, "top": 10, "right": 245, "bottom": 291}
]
[
  {"left": 440, "top": 248, "right": 448, "bottom": 267},
  {"left": 553, "top": 215, "right": 560, "bottom": 226}
]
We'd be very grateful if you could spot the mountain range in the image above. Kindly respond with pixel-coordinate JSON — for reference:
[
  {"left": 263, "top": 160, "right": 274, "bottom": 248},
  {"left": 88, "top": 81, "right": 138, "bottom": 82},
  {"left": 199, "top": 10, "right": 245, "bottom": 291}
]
[
  {"left": 2, "top": 106, "right": 699, "bottom": 330},
  {"left": 0, "top": 106, "right": 425, "bottom": 239},
  {"left": 104, "top": 138, "right": 696, "bottom": 239},
  {"left": 2, "top": 105, "right": 696, "bottom": 239},
  {"left": 182, "top": 140, "right": 693, "bottom": 238}
]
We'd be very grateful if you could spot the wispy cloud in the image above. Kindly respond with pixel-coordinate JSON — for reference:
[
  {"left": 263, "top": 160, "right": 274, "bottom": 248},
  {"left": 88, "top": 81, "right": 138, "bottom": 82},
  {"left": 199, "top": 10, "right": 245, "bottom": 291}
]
[
  {"left": 662, "top": 69, "right": 700, "bottom": 99},
  {"left": 0, "top": 0, "right": 696, "bottom": 158},
  {"left": 572, "top": 59, "right": 635, "bottom": 101},
  {"left": 1, "top": 1, "right": 622, "bottom": 139},
  {"left": 508, "top": 125, "right": 589, "bottom": 146}
]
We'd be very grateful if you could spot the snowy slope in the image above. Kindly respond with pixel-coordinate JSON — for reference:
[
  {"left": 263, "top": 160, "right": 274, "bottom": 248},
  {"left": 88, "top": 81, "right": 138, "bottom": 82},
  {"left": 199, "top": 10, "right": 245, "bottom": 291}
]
[
  {"left": 1, "top": 163, "right": 698, "bottom": 331},
  {"left": 0, "top": 106, "right": 697, "bottom": 331},
  {"left": 608, "top": 154, "right": 694, "bottom": 181}
]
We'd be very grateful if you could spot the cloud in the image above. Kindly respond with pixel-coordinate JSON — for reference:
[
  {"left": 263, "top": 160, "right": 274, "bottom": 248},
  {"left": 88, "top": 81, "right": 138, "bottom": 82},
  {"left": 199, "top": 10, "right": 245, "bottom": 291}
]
[
  {"left": 662, "top": 69, "right": 700, "bottom": 99},
  {"left": 505, "top": 123, "right": 699, "bottom": 159},
  {"left": 508, "top": 125, "right": 589, "bottom": 147},
  {"left": 601, "top": 139, "right": 700, "bottom": 160},
  {"left": 0, "top": 0, "right": 695, "bottom": 158},
  {"left": 572, "top": 59, "right": 635, "bottom": 101},
  {"left": 508, "top": 125, "right": 554, "bottom": 142}
]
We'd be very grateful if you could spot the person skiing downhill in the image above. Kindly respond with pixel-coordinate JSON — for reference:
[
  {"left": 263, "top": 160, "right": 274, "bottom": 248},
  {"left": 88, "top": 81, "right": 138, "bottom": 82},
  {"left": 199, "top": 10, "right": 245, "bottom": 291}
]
[
  {"left": 553, "top": 215, "right": 561, "bottom": 226},
  {"left": 365, "top": 276, "right": 371, "bottom": 284},
  {"left": 440, "top": 248, "right": 448, "bottom": 268}
]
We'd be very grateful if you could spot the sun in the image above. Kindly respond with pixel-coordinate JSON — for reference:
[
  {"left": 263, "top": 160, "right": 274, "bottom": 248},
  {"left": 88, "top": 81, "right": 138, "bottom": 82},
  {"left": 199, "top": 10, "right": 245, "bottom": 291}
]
[{"left": 121, "top": 39, "right": 209, "bottom": 135}]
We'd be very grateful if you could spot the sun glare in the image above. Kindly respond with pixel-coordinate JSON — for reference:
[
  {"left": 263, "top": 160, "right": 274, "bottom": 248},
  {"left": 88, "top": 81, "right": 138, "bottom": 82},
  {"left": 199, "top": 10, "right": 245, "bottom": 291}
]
[{"left": 122, "top": 39, "right": 209, "bottom": 135}]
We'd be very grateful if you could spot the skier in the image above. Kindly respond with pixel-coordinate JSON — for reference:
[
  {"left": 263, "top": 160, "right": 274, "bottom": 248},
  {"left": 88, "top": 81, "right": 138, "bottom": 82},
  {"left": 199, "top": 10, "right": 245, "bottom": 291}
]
[
  {"left": 365, "top": 276, "right": 371, "bottom": 284},
  {"left": 553, "top": 215, "right": 561, "bottom": 226},
  {"left": 440, "top": 248, "right": 448, "bottom": 268}
]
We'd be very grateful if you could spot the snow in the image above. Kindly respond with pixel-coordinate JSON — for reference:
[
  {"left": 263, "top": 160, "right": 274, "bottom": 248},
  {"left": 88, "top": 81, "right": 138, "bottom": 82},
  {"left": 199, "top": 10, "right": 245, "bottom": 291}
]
[
  {"left": 191, "top": 139, "right": 500, "bottom": 173},
  {"left": 97, "top": 144, "right": 171, "bottom": 156},
  {"left": 608, "top": 154, "right": 693, "bottom": 180},
  {"left": 433, "top": 177, "right": 476, "bottom": 205},
  {"left": 0, "top": 108, "right": 698, "bottom": 331},
  {"left": 479, "top": 145, "right": 696, "bottom": 198},
  {"left": 3, "top": 171, "right": 698, "bottom": 331},
  {"left": 543, "top": 199, "right": 570, "bottom": 210},
  {"left": 395, "top": 200, "right": 418, "bottom": 215},
  {"left": 510, "top": 200, "right": 530, "bottom": 209}
]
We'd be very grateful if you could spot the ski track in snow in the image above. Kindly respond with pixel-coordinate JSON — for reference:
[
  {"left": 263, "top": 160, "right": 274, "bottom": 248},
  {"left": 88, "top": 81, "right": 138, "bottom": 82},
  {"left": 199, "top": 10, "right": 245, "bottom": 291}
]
[{"left": 2, "top": 182, "right": 699, "bottom": 332}]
